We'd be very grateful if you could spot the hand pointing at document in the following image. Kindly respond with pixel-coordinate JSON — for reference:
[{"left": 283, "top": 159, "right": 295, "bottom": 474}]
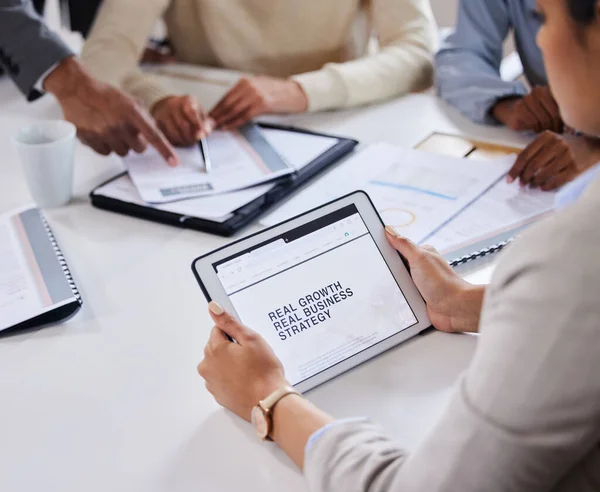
[{"left": 44, "top": 58, "right": 178, "bottom": 165}]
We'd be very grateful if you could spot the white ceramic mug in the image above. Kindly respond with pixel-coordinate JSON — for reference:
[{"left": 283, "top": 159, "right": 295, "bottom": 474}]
[{"left": 14, "top": 121, "right": 76, "bottom": 208}]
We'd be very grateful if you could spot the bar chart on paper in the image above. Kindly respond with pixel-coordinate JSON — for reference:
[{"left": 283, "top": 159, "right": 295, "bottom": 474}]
[{"left": 261, "top": 143, "right": 515, "bottom": 244}]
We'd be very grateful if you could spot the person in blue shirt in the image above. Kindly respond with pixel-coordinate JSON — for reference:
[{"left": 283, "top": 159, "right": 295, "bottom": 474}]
[{"left": 437, "top": 0, "right": 600, "bottom": 191}]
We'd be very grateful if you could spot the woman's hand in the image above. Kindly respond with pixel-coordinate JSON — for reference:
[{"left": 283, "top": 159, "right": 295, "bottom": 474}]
[
  {"left": 151, "top": 95, "right": 214, "bottom": 147},
  {"left": 209, "top": 76, "right": 308, "bottom": 130},
  {"left": 197, "top": 302, "right": 289, "bottom": 421},
  {"left": 385, "top": 227, "right": 484, "bottom": 333}
]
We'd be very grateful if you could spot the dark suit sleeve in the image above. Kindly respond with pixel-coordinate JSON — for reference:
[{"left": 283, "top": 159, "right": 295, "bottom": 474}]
[{"left": 0, "top": 0, "right": 74, "bottom": 100}]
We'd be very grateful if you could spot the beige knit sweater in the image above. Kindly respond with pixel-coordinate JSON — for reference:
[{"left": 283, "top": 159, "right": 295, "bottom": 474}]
[{"left": 81, "top": 0, "right": 438, "bottom": 112}]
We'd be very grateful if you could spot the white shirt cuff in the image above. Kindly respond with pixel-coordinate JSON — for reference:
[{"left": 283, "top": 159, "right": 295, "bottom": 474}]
[{"left": 34, "top": 62, "right": 61, "bottom": 93}]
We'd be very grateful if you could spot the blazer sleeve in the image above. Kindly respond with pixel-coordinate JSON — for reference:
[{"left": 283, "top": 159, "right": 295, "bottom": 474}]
[
  {"left": 80, "top": 0, "right": 172, "bottom": 110},
  {"left": 292, "top": 0, "right": 438, "bottom": 112},
  {"left": 435, "top": 0, "right": 527, "bottom": 125},
  {"left": 304, "top": 195, "right": 600, "bottom": 491},
  {"left": 0, "top": 0, "right": 73, "bottom": 100}
]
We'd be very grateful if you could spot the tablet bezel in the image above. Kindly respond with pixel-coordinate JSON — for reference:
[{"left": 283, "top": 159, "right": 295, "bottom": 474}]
[{"left": 191, "top": 191, "right": 431, "bottom": 393}]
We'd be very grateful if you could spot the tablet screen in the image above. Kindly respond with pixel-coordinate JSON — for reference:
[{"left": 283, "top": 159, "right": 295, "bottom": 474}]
[{"left": 213, "top": 205, "right": 418, "bottom": 385}]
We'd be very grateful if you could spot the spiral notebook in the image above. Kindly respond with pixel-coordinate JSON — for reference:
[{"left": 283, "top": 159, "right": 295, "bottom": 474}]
[{"left": 0, "top": 207, "right": 82, "bottom": 334}]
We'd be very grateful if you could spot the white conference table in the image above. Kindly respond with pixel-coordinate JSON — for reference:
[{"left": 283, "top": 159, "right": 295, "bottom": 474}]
[{"left": 0, "top": 67, "right": 531, "bottom": 492}]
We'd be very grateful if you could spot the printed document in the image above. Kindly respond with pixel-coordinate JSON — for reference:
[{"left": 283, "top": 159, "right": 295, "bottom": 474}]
[
  {"left": 126, "top": 126, "right": 294, "bottom": 203},
  {"left": 0, "top": 208, "right": 74, "bottom": 331},
  {"left": 95, "top": 174, "right": 275, "bottom": 222},
  {"left": 125, "top": 126, "right": 340, "bottom": 204},
  {"left": 261, "top": 143, "right": 515, "bottom": 244},
  {"left": 427, "top": 180, "right": 556, "bottom": 254},
  {"left": 260, "top": 128, "right": 338, "bottom": 170}
]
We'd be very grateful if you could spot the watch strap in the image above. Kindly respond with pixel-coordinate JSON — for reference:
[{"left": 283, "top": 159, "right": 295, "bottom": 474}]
[{"left": 259, "top": 385, "right": 301, "bottom": 413}]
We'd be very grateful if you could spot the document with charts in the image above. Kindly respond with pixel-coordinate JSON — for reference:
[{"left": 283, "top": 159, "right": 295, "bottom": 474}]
[
  {"left": 126, "top": 124, "right": 294, "bottom": 204},
  {"left": 261, "top": 143, "right": 516, "bottom": 244},
  {"left": 426, "top": 180, "right": 556, "bottom": 254}
]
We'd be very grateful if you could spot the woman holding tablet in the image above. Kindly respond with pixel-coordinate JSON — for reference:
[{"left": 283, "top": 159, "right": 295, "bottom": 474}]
[{"left": 198, "top": 0, "right": 600, "bottom": 489}]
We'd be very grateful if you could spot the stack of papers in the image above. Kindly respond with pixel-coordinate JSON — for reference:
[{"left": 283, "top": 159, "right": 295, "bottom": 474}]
[
  {"left": 427, "top": 179, "right": 555, "bottom": 254},
  {"left": 262, "top": 143, "right": 519, "bottom": 244},
  {"left": 260, "top": 143, "right": 555, "bottom": 252},
  {"left": 127, "top": 125, "right": 299, "bottom": 203},
  {"left": 98, "top": 126, "right": 341, "bottom": 223}
]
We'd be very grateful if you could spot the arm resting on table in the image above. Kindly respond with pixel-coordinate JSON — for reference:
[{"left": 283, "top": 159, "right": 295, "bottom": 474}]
[
  {"left": 435, "top": 0, "right": 527, "bottom": 125},
  {"left": 293, "top": 0, "right": 438, "bottom": 112}
]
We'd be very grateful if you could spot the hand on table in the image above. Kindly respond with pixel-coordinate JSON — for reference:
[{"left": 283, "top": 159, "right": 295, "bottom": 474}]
[
  {"left": 197, "top": 302, "right": 288, "bottom": 421},
  {"left": 492, "top": 86, "right": 563, "bottom": 133},
  {"left": 44, "top": 57, "right": 176, "bottom": 164},
  {"left": 385, "top": 227, "right": 484, "bottom": 334},
  {"left": 209, "top": 76, "right": 308, "bottom": 130},
  {"left": 507, "top": 131, "right": 600, "bottom": 190},
  {"left": 151, "top": 95, "right": 214, "bottom": 147}
]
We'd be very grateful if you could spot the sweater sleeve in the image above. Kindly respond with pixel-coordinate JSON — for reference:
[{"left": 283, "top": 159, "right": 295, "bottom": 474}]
[
  {"left": 292, "top": 0, "right": 437, "bottom": 112},
  {"left": 80, "top": 0, "right": 173, "bottom": 110},
  {"left": 304, "top": 202, "right": 600, "bottom": 491},
  {"left": 435, "top": 0, "right": 528, "bottom": 125}
]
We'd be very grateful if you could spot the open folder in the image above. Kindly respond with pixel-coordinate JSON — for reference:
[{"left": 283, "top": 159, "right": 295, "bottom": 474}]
[{"left": 91, "top": 123, "right": 358, "bottom": 236}]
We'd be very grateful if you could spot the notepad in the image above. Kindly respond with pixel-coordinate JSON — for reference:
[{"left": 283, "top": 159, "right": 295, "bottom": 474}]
[{"left": 0, "top": 207, "right": 82, "bottom": 333}]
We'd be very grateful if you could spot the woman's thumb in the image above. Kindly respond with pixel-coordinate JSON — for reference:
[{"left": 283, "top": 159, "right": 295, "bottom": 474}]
[{"left": 385, "top": 226, "right": 420, "bottom": 263}]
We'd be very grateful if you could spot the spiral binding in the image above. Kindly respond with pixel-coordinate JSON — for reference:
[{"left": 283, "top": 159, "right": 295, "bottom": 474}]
[
  {"left": 38, "top": 211, "right": 82, "bottom": 305},
  {"left": 448, "top": 237, "right": 514, "bottom": 268}
]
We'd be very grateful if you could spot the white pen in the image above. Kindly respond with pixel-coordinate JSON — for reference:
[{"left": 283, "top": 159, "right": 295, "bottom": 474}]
[{"left": 200, "top": 136, "right": 212, "bottom": 173}]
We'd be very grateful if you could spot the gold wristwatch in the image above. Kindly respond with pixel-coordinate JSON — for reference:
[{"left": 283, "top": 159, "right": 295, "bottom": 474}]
[{"left": 251, "top": 385, "right": 301, "bottom": 440}]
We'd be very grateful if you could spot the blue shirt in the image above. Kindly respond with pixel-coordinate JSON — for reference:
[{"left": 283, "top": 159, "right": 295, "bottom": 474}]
[
  {"left": 555, "top": 163, "right": 600, "bottom": 209},
  {"left": 436, "top": 0, "right": 546, "bottom": 125}
]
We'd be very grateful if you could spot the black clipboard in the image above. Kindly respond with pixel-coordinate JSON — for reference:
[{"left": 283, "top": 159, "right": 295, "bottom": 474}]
[{"left": 90, "top": 123, "right": 359, "bottom": 236}]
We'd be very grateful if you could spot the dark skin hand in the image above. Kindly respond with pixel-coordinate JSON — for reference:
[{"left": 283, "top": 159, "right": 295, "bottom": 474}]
[
  {"left": 507, "top": 131, "right": 600, "bottom": 190},
  {"left": 44, "top": 57, "right": 177, "bottom": 165},
  {"left": 140, "top": 44, "right": 177, "bottom": 65},
  {"left": 209, "top": 76, "right": 308, "bottom": 130},
  {"left": 151, "top": 95, "right": 214, "bottom": 147},
  {"left": 492, "top": 86, "right": 563, "bottom": 134}
]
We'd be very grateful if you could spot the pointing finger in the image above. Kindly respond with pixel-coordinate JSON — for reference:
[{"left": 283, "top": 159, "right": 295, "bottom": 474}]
[{"left": 128, "top": 104, "right": 178, "bottom": 166}]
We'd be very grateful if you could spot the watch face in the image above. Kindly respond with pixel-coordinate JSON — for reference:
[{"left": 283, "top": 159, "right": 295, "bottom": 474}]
[{"left": 251, "top": 406, "right": 269, "bottom": 439}]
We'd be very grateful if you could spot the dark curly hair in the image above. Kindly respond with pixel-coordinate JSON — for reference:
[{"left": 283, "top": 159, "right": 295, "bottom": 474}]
[{"left": 568, "top": 0, "right": 597, "bottom": 24}]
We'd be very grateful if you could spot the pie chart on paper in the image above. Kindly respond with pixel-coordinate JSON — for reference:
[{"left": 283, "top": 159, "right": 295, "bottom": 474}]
[{"left": 380, "top": 208, "right": 416, "bottom": 228}]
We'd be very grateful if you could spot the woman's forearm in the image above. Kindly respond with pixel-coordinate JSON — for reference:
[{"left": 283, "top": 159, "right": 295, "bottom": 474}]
[{"left": 271, "top": 394, "right": 335, "bottom": 469}]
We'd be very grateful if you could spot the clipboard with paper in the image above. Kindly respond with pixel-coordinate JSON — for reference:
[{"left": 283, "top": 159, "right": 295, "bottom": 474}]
[{"left": 90, "top": 123, "right": 359, "bottom": 236}]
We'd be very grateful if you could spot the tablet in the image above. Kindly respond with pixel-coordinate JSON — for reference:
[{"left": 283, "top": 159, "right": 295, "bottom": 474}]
[{"left": 191, "top": 191, "right": 431, "bottom": 392}]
